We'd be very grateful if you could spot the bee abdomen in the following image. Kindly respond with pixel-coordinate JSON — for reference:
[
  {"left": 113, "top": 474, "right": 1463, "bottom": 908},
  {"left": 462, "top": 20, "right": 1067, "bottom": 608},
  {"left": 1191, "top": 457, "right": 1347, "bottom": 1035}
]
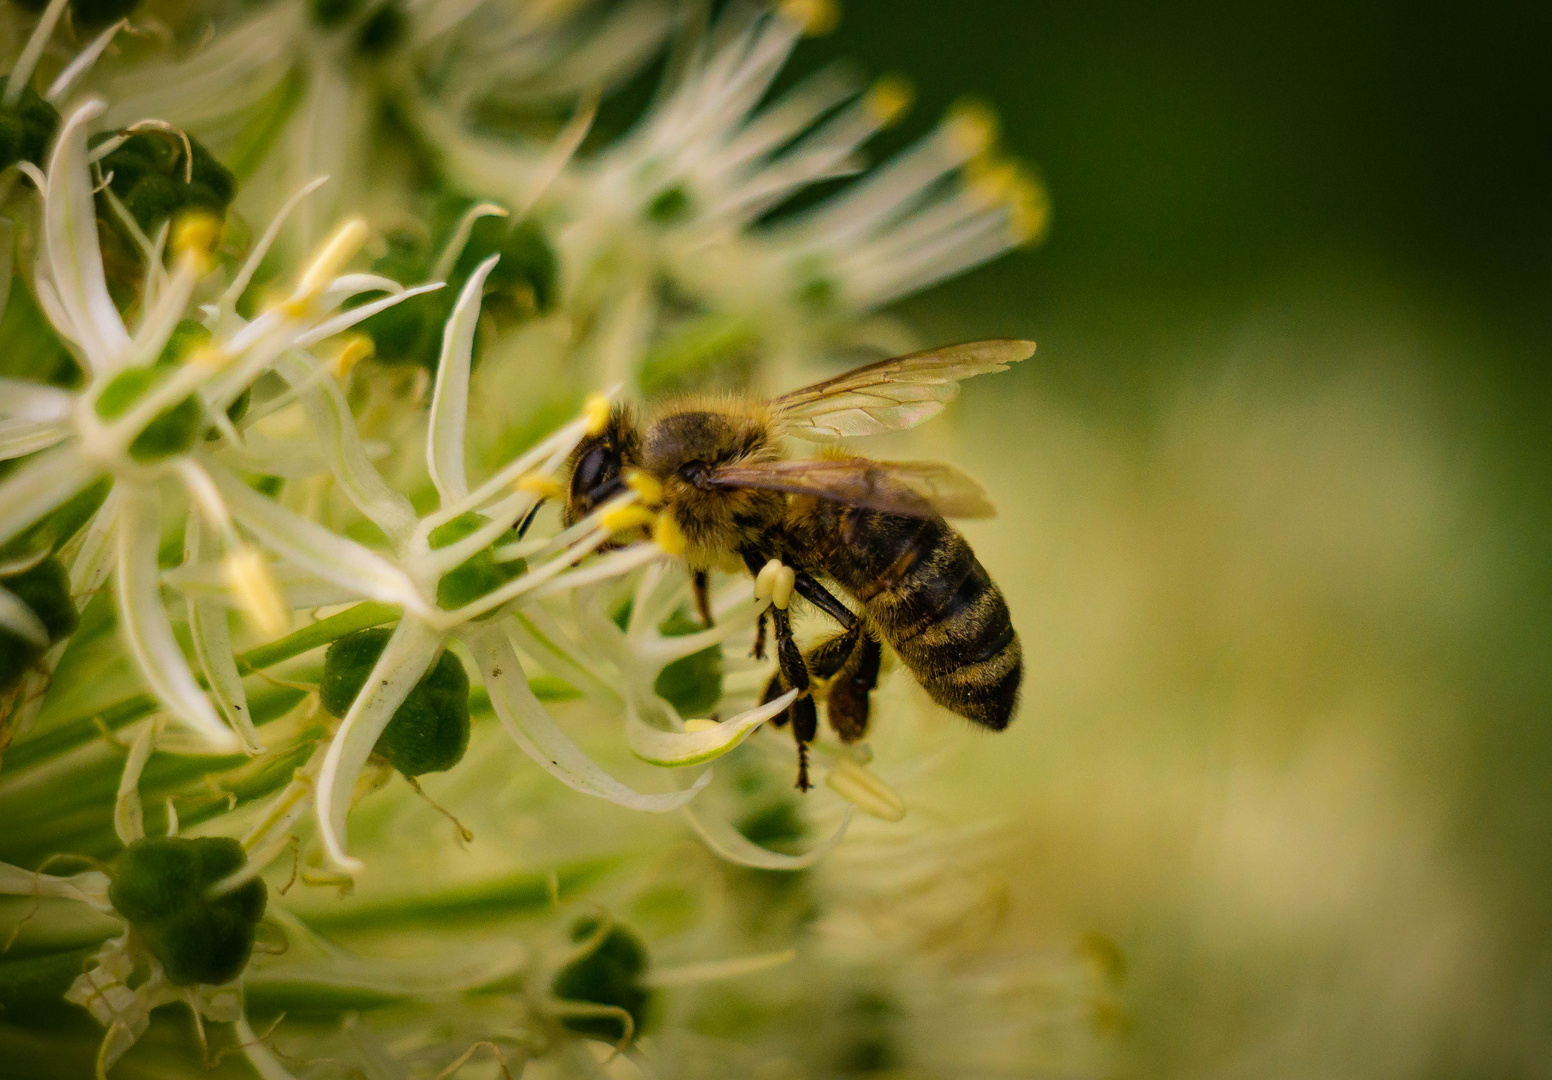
[{"left": 861, "top": 521, "right": 1022, "bottom": 730}]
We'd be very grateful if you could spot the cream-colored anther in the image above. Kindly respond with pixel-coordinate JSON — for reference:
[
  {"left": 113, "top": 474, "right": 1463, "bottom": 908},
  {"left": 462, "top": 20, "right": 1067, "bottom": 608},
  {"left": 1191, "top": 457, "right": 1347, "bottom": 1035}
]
[
  {"left": 295, "top": 218, "right": 370, "bottom": 301},
  {"left": 825, "top": 757, "right": 906, "bottom": 821},
  {"left": 754, "top": 558, "right": 783, "bottom": 603},
  {"left": 682, "top": 718, "right": 718, "bottom": 734},
  {"left": 771, "top": 565, "right": 796, "bottom": 610},
  {"left": 223, "top": 545, "right": 290, "bottom": 638},
  {"left": 329, "top": 333, "right": 374, "bottom": 379}
]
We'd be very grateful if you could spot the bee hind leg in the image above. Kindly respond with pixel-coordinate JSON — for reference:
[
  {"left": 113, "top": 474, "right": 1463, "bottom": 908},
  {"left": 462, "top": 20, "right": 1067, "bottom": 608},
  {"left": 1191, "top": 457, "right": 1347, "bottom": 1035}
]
[{"left": 824, "top": 626, "right": 882, "bottom": 743}]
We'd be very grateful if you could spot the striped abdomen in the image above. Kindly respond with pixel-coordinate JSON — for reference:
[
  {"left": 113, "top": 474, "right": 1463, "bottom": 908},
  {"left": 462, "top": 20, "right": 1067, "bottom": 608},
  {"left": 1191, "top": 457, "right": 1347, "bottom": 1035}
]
[{"left": 804, "top": 506, "right": 1021, "bottom": 729}]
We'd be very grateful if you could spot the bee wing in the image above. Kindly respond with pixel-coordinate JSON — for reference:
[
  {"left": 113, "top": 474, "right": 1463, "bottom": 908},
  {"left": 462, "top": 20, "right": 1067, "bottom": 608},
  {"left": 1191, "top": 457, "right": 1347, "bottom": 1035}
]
[
  {"left": 706, "top": 458, "right": 996, "bottom": 519},
  {"left": 769, "top": 339, "right": 1035, "bottom": 442}
]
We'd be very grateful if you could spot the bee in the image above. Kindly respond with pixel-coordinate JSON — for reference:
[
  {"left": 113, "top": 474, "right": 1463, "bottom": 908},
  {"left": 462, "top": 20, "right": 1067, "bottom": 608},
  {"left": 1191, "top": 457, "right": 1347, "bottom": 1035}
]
[{"left": 563, "top": 341, "right": 1033, "bottom": 789}]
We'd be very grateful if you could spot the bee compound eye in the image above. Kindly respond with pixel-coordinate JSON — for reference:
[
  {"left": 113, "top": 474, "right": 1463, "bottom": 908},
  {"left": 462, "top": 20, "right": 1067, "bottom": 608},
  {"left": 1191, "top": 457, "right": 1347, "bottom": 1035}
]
[
  {"left": 677, "top": 461, "right": 711, "bottom": 488},
  {"left": 572, "top": 444, "right": 618, "bottom": 501}
]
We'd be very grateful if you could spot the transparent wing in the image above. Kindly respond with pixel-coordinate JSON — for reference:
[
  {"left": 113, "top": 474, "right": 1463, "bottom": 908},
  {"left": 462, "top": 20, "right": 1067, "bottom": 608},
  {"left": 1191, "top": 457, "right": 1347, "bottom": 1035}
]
[
  {"left": 707, "top": 457, "right": 995, "bottom": 519},
  {"left": 769, "top": 339, "right": 1035, "bottom": 441}
]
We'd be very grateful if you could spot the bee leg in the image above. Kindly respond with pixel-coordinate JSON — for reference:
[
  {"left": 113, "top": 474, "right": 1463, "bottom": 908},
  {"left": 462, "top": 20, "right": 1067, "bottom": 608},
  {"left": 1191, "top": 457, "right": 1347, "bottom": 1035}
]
[
  {"left": 791, "top": 570, "right": 856, "bottom": 630},
  {"left": 514, "top": 499, "right": 545, "bottom": 540},
  {"left": 770, "top": 606, "right": 818, "bottom": 791},
  {"left": 751, "top": 608, "right": 769, "bottom": 660},
  {"left": 825, "top": 627, "right": 882, "bottom": 743},
  {"left": 692, "top": 570, "right": 714, "bottom": 628}
]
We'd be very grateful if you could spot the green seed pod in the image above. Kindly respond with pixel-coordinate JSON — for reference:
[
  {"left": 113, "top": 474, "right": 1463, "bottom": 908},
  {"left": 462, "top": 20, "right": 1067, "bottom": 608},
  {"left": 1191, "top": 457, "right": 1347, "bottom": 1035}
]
[
  {"left": 454, "top": 216, "right": 559, "bottom": 315},
  {"left": 308, "top": 0, "right": 358, "bottom": 27},
  {"left": 429, "top": 512, "right": 527, "bottom": 614},
  {"left": 0, "top": 85, "right": 58, "bottom": 172},
  {"left": 156, "top": 320, "right": 212, "bottom": 367},
  {"left": 94, "top": 365, "right": 204, "bottom": 462},
  {"left": 553, "top": 917, "right": 653, "bottom": 1042},
  {"left": 95, "top": 131, "right": 236, "bottom": 232},
  {"left": 645, "top": 185, "right": 692, "bottom": 225},
  {"left": 68, "top": 0, "right": 142, "bottom": 28},
  {"left": 355, "top": 0, "right": 407, "bottom": 56},
  {"left": 108, "top": 836, "right": 267, "bottom": 987},
  {"left": 320, "top": 628, "right": 472, "bottom": 776},
  {"left": 6, "top": 556, "right": 78, "bottom": 643},
  {"left": 653, "top": 610, "right": 723, "bottom": 717}
]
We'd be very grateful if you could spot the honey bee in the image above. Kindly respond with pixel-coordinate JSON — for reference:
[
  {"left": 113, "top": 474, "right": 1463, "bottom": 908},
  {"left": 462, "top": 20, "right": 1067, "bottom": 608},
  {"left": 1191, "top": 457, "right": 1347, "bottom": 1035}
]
[{"left": 563, "top": 341, "right": 1033, "bottom": 789}]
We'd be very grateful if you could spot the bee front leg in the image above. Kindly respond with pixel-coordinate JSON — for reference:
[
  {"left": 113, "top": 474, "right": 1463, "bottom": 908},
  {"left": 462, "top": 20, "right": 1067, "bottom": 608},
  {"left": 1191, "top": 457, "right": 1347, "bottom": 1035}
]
[{"left": 692, "top": 569, "right": 714, "bottom": 629}]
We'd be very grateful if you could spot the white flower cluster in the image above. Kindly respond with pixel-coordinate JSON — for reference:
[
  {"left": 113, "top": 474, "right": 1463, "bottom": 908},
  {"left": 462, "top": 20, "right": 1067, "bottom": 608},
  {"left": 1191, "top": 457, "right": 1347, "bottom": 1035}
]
[{"left": 0, "top": 2, "right": 1097, "bottom": 1078}]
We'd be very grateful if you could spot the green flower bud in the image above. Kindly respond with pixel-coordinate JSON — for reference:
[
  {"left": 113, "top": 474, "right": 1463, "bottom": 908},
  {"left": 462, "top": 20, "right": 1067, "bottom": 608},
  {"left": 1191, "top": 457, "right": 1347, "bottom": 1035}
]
[
  {"left": 0, "top": 84, "right": 58, "bottom": 173},
  {"left": 94, "top": 366, "right": 205, "bottom": 463},
  {"left": 108, "top": 836, "right": 267, "bottom": 987},
  {"left": 553, "top": 917, "right": 653, "bottom": 1042},
  {"left": 653, "top": 610, "right": 724, "bottom": 717},
  {"left": 320, "top": 628, "right": 471, "bottom": 776}
]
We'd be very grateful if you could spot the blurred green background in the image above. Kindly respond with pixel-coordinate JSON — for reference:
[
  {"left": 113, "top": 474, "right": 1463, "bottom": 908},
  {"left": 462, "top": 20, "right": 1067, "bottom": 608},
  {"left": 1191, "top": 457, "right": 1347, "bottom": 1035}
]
[{"left": 797, "top": 2, "right": 1552, "bottom": 1077}]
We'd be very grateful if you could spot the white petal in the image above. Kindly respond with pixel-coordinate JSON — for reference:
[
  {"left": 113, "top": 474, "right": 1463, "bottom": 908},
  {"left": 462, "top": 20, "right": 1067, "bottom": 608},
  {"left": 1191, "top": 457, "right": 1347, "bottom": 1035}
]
[
  {"left": 426, "top": 254, "right": 499, "bottom": 507},
  {"left": 627, "top": 690, "right": 795, "bottom": 767},
  {"left": 41, "top": 99, "right": 131, "bottom": 370},
  {"left": 0, "top": 442, "right": 96, "bottom": 548},
  {"left": 116, "top": 487, "right": 240, "bottom": 752},
  {"left": 0, "top": 862, "right": 111, "bottom": 910},
  {"left": 684, "top": 800, "right": 854, "bottom": 870},
  {"left": 209, "top": 461, "right": 421, "bottom": 609},
  {"left": 315, "top": 617, "right": 445, "bottom": 872},
  {"left": 268, "top": 351, "right": 418, "bottom": 543},
  {"left": 0, "top": 420, "right": 68, "bottom": 461},
  {"left": 44, "top": 18, "right": 126, "bottom": 103},
  {"left": 185, "top": 518, "right": 262, "bottom": 753},
  {"left": 465, "top": 620, "right": 709, "bottom": 811},
  {"left": 113, "top": 720, "right": 156, "bottom": 845},
  {"left": 291, "top": 282, "right": 445, "bottom": 349},
  {"left": 0, "top": 378, "right": 75, "bottom": 422},
  {"left": 221, "top": 176, "right": 330, "bottom": 317}
]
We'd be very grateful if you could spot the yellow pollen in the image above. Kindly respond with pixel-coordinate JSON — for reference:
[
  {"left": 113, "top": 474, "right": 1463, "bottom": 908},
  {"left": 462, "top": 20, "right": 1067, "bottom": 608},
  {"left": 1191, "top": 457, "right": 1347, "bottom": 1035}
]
[
  {"left": 863, "top": 75, "right": 914, "bottom": 128},
  {"left": 653, "top": 512, "right": 687, "bottom": 557},
  {"left": 945, "top": 99, "right": 999, "bottom": 158},
  {"left": 778, "top": 0, "right": 839, "bottom": 35},
  {"left": 188, "top": 344, "right": 232, "bottom": 368},
  {"left": 683, "top": 718, "right": 718, "bottom": 733},
  {"left": 296, "top": 218, "right": 371, "bottom": 300},
  {"left": 583, "top": 393, "right": 612, "bottom": 435},
  {"left": 965, "top": 157, "right": 1016, "bottom": 209},
  {"left": 171, "top": 211, "right": 222, "bottom": 273},
  {"left": 329, "top": 333, "right": 374, "bottom": 379},
  {"left": 825, "top": 757, "right": 906, "bottom": 821},
  {"left": 623, "top": 468, "right": 663, "bottom": 506},
  {"left": 602, "top": 505, "right": 655, "bottom": 535},
  {"left": 1007, "top": 168, "right": 1051, "bottom": 245},
  {"left": 517, "top": 475, "right": 565, "bottom": 499},
  {"left": 222, "top": 546, "right": 291, "bottom": 638}
]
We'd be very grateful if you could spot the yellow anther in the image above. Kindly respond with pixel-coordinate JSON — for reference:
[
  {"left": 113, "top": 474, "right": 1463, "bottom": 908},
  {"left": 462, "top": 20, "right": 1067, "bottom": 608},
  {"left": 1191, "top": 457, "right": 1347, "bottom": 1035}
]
[
  {"left": 329, "top": 333, "right": 374, "bottom": 380},
  {"left": 945, "top": 98, "right": 999, "bottom": 158},
  {"left": 824, "top": 757, "right": 906, "bottom": 821},
  {"left": 779, "top": 0, "right": 839, "bottom": 35},
  {"left": 623, "top": 468, "right": 663, "bottom": 506},
  {"left": 602, "top": 505, "right": 655, "bottom": 535},
  {"left": 965, "top": 156, "right": 1017, "bottom": 209},
  {"left": 864, "top": 75, "right": 914, "bottom": 128},
  {"left": 653, "top": 512, "right": 687, "bottom": 557},
  {"left": 583, "top": 393, "right": 612, "bottom": 436},
  {"left": 171, "top": 211, "right": 222, "bottom": 273},
  {"left": 683, "top": 718, "right": 718, "bottom": 733},
  {"left": 517, "top": 474, "right": 565, "bottom": 499},
  {"left": 222, "top": 545, "right": 290, "bottom": 638},
  {"left": 296, "top": 218, "right": 371, "bottom": 301},
  {"left": 1007, "top": 168, "right": 1052, "bottom": 246},
  {"left": 187, "top": 345, "right": 232, "bottom": 368}
]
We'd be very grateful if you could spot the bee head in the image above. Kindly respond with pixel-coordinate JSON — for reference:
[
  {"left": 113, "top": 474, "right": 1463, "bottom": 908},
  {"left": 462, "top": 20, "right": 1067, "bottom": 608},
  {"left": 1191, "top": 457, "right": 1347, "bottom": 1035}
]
[
  {"left": 642, "top": 402, "right": 782, "bottom": 557},
  {"left": 563, "top": 404, "right": 641, "bottom": 526}
]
